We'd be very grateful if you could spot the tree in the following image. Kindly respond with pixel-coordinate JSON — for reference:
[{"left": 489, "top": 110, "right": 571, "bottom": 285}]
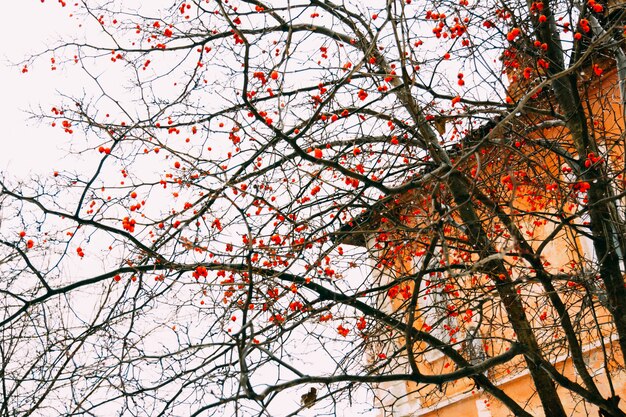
[{"left": 2, "top": 0, "right": 626, "bottom": 416}]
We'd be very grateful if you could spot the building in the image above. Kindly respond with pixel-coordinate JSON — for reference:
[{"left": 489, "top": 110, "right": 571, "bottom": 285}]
[{"left": 340, "top": 54, "right": 626, "bottom": 416}]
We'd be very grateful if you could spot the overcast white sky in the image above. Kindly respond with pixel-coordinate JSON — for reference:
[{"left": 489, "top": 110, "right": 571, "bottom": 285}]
[
  {"left": 0, "top": 2, "right": 78, "bottom": 178},
  {"left": 0, "top": 4, "right": 383, "bottom": 416}
]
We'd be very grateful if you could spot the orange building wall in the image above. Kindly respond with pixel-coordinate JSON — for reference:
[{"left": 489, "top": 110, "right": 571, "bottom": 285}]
[{"left": 373, "top": 66, "right": 626, "bottom": 416}]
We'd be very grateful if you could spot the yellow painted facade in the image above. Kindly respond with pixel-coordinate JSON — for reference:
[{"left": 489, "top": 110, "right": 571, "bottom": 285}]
[{"left": 371, "top": 65, "right": 626, "bottom": 416}]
